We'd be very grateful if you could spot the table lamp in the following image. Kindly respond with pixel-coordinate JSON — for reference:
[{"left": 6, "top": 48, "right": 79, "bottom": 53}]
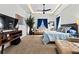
[{"left": 0, "top": 18, "right": 4, "bottom": 33}]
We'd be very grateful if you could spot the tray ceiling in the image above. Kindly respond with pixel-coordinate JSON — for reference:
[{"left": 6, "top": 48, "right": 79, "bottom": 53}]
[{"left": 27, "top": 4, "right": 62, "bottom": 14}]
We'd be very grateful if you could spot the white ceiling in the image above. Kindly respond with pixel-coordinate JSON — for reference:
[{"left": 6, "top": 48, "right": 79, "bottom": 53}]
[
  {"left": 31, "top": 4, "right": 58, "bottom": 12},
  {"left": 27, "top": 4, "right": 61, "bottom": 14},
  {"left": 26, "top": 4, "right": 69, "bottom": 15},
  {"left": 18, "top": 4, "right": 69, "bottom": 15}
]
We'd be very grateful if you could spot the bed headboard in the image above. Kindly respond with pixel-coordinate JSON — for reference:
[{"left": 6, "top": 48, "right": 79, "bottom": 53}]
[{"left": 61, "top": 23, "right": 78, "bottom": 34}]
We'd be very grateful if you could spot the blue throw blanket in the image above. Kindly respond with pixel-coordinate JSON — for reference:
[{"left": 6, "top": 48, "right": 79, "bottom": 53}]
[{"left": 42, "top": 31, "right": 70, "bottom": 44}]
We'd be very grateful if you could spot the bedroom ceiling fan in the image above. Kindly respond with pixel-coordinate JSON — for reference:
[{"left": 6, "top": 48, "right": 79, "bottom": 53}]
[{"left": 37, "top": 4, "right": 51, "bottom": 14}]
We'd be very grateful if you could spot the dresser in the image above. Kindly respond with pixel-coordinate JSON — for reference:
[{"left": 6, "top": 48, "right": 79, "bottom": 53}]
[{"left": 0, "top": 30, "right": 22, "bottom": 54}]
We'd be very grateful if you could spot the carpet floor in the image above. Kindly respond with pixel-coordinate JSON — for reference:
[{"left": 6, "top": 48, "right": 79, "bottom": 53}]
[{"left": 4, "top": 35, "right": 57, "bottom": 54}]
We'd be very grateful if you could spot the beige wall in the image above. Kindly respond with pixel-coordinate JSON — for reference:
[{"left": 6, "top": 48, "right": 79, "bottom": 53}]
[{"left": 57, "top": 4, "right": 79, "bottom": 24}]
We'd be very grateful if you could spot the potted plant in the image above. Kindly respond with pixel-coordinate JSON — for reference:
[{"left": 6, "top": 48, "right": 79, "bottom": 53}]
[{"left": 25, "top": 15, "right": 35, "bottom": 35}]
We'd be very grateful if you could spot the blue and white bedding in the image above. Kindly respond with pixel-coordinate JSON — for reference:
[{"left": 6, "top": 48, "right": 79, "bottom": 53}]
[{"left": 42, "top": 31, "right": 70, "bottom": 44}]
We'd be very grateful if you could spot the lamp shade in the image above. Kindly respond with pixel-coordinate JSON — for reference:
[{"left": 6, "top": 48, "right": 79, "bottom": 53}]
[
  {"left": 0, "top": 23, "right": 3, "bottom": 28},
  {"left": 76, "top": 19, "right": 79, "bottom": 25},
  {"left": 0, "top": 17, "right": 3, "bottom": 29}
]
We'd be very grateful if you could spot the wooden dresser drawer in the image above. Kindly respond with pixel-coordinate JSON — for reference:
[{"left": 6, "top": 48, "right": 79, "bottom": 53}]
[
  {"left": 0, "top": 39, "right": 2, "bottom": 46},
  {"left": 0, "top": 34, "right": 3, "bottom": 45}
]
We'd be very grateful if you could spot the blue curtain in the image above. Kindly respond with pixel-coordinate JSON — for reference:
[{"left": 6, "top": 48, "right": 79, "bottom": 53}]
[
  {"left": 43, "top": 19, "right": 48, "bottom": 28},
  {"left": 37, "top": 19, "right": 42, "bottom": 28},
  {"left": 56, "top": 16, "right": 60, "bottom": 30},
  {"left": 37, "top": 19, "right": 48, "bottom": 29}
]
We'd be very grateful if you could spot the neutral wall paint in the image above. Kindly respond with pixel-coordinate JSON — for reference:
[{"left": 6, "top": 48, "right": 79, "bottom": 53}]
[
  {"left": 57, "top": 4, "right": 79, "bottom": 24},
  {"left": 0, "top": 4, "right": 30, "bottom": 18},
  {"left": 0, "top": 4, "right": 17, "bottom": 18}
]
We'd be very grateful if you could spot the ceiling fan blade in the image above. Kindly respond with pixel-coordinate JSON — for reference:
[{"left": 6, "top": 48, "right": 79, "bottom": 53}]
[
  {"left": 37, "top": 9, "right": 51, "bottom": 11},
  {"left": 44, "top": 9, "right": 51, "bottom": 11}
]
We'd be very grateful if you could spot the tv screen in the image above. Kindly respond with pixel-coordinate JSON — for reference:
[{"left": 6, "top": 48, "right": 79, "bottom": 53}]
[{"left": 0, "top": 14, "right": 18, "bottom": 30}]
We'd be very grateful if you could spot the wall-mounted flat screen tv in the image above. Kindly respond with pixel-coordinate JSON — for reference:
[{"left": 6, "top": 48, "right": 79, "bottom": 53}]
[{"left": 0, "top": 14, "right": 18, "bottom": 30}]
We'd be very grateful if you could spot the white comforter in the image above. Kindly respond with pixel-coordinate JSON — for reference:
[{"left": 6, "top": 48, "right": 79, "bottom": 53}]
[{"left": 42, "top": 31, "right": 70, "bottom": 44}]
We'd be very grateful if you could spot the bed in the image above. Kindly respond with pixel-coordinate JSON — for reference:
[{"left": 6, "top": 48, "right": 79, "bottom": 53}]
[{"left": 42, "top": 31, "right": 70, "bottom": 44}]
